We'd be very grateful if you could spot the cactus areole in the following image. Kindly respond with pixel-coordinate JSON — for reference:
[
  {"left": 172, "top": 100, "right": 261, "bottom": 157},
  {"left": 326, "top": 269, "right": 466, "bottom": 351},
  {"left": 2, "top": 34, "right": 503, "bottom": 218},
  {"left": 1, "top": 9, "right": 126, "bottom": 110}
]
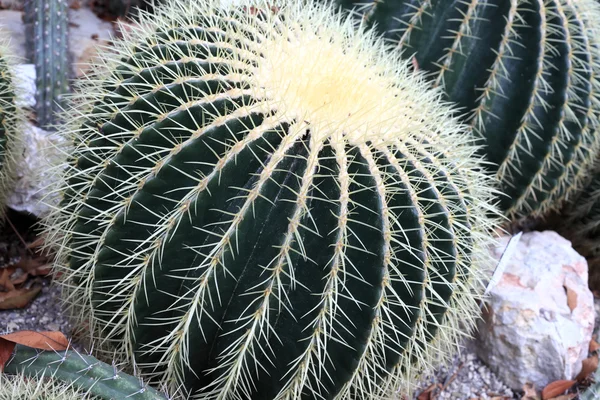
[
  {"left": 47, "top": 0, "right": 499, "bottom": 398},
  {"left": 332, "top": 0, "right": 600, "bottom": 218}
]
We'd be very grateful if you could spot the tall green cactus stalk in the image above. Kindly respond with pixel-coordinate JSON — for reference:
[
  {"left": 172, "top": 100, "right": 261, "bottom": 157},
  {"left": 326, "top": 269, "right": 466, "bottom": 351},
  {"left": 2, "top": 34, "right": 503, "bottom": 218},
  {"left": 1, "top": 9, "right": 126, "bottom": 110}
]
[
  {"left": 44, "top": 0, "right": 501, "bottom": 398},
  {"left": 331, "top": 0, "right": 600, "bottom": 219},
  {"left": 0, "top": 38, "right": 24, "bottom": 218},
  {"left": 3, "top": 344, "right": 169, "bottom": 399},
  {"left": 23, "top": 0, "right": 70, "bottom": 129}
]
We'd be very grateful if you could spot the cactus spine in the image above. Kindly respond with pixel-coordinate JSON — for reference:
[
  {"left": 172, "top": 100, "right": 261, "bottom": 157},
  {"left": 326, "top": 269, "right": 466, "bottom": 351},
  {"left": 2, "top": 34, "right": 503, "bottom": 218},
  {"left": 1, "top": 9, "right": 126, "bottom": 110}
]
[
  {"left": 44, "top": 0, "right": 501, "bottom": 398},
  {"left": 0, "top": 38, "right": 24, "bottom": 218},
  {"left": 331, "top": 0, "right": 600, "bottom": 219},
  {"left": 23, "top": 0, "right": 70, "bottom": 128},
  {"left": 3, "top": 344, "right": 168, "bottom": 399}
]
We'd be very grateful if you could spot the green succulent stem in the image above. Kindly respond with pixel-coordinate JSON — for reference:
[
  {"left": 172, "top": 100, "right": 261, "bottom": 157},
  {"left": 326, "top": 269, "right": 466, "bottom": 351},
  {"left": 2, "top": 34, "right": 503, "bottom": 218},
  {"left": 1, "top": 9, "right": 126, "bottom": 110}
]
[
  {"left": 23, "top": 0, "right": 70, "bottom": 129},
  {"left": 4, "top": 344, "right": 169, "bottom": 400}
]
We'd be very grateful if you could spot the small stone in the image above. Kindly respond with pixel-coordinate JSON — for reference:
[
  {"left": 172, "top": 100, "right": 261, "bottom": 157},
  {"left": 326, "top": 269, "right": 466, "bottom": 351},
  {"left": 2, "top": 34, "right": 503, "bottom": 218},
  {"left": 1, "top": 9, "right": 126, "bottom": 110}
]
[
  {"left": 5, "top": 321, "right": 18, "bottom": 332},
  {"left": 476, "top": 231, "right": 594, "bottom": 391}
]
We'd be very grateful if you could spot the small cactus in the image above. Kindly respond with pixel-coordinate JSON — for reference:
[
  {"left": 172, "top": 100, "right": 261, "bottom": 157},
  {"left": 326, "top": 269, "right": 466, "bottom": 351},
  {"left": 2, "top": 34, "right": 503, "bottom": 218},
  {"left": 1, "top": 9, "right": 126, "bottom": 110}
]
[
  {"left": 3, "top": 344, "right": 169, "bottom": 399},
  {"left": 0, "top": 38, "right": 25, "bottom": 218},
  {"left": 44, "top": 0, "right": 501, "bottom": 398},
  {"left": 0, "top": 373, "right": 95, "bottom": 399},
  {"left": 23, "top": 0, "right": 70, "bottom": 129},
  {"left": 330, "top": 0, "right": 600, "bottom": 219}
]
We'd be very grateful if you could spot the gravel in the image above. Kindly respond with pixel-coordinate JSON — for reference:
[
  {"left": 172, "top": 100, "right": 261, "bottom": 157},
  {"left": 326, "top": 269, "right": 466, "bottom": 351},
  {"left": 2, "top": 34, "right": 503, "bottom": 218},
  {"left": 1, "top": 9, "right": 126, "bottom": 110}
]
[
  {"left": 0, "top": 278, "right": 71, "bottom": 335},
  {"left": 1, "top": 279, "right": 516, "bottom": 400},
  {"left": 414, "top": 340, "right": 515, "bottom": 400}
]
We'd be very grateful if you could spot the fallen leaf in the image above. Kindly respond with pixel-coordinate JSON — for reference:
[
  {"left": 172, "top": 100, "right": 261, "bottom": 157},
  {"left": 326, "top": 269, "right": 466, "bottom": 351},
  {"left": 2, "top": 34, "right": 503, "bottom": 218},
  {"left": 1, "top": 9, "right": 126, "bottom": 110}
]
[
  {"left": 590, "top": 338, "right": 600, "bottom": 353},
  {"left": 0, "top": 286, "right": 41, "bottom": 309},
  {"left": 0, "top": 269, "right": 14, "bottom": 291},
  {"left": 0, "top": 339, "right": 14, "bottom": 372},
  {"left": 548, "top": 395, "right": 576, "bottom": 400},
  {"left": 12, "top": 257, "right": 49, "bottom": 274},
  {"left": 7, "top": 268, "right": 28, "bottom": 286},
  {"left": 576, "top": 353, "right": 599, "bottom": 381},
  {"left": 417, "top": 383, "right": 437, "bottom": 400},
  {"left": 522, "top": 382, "right": 539, "bottom": 400},
  {"left": 565, "top": 287, "right": 578, "bottom": 312},
  {"left": 0, "top": 330, "right": 69, "bottom": 371},
  {"left": 541, "top": 380, "right": 575, "bottom": 399},
  {"left": 0, "top": 331, "right": 69, "bottom": 351}
]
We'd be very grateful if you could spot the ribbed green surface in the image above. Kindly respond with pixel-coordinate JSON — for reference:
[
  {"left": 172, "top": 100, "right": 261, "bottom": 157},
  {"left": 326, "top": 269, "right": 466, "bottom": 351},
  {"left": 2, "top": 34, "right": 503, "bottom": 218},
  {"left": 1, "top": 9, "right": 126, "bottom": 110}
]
[
  {"left": 333, "top": 0, "right": 600, "bottom": 218},
  {"left": 23, "top": 0, "right": 70, "bottom": 128},
  {"left": 47, "top": 1, "right": 499, "bottom": 399},
  {"left": 4, "top": 345, "right": 168, "bottom": 400},
  {"left": 0, "top": 54, "right": 15, "bottom": 187},
  {"left": 0, "top": 42, "right": 22, "bottom": 217}
]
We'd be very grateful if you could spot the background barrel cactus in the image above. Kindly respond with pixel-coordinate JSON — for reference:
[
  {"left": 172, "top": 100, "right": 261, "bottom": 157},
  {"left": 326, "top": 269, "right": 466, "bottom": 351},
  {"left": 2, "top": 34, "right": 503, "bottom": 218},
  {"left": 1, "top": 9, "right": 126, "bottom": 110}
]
[
  {"left": 44, "top": 0, "right": 501, "bottom": 398},
  {"left": 23, "top": 0, "right": 70, "bottom": 129},
  {"left": 0, "top": 38, "right": 24, "bottom": 218},
  {"left": 331, "top": 0, "right": 600, "bottom": 219}
]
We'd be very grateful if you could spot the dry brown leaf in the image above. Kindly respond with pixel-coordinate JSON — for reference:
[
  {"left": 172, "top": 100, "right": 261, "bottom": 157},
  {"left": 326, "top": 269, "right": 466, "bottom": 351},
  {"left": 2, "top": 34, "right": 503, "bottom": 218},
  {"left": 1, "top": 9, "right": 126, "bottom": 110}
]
[
  {"left": 417, "top": 384, "right": 437, "bottom": 400},
  {"left": 25, "top": 237, "right": 44, "bottom": 250},
  {"left": 590, "top": 338, "right": 600, "bottom": 353},
  {"left": 548, "top": 395, "right": 576, "bottom": 400},
  {"left": 0, "top": 331, "right": 69, "bottom": 351},
  {"left": 0, "top": 330, "right": 69, "bottom": 371},
  {"left": 12, "top": 257, "right": 50, "bottom": 274},
  {"left": 0, "top": 269, "right": 14, "bottom": 291},
  {"left": 522, "top": 382, "right": 540, "bottom": 400},
  {"left": 566, "top": 287, "right": 578, "bottom": 312},
  {"left": 0, "top": 286, "right": 41, "bottom": 309},
  {"left": 0, "top": 339, "right": 14, "bottom": 372},
  {"left": 576, "top": 353, "right": 599, "bottom": 381},
  {"left": 541, "top": 380, "right": 575, "bottom": 399}
]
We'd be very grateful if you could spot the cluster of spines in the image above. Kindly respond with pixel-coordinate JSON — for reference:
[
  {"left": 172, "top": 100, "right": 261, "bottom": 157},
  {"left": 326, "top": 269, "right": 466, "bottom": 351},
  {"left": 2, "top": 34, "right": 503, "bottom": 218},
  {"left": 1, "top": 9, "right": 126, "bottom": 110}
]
[
  {"left": 4, "top": 344, "right": 170, "bottom": 399},
  {"left": 0, "top": 38, "right": 25, "bottom": 218},
  {"left": 335, "top": 0, "right": 600, "bottom": 219},
  {"left": 23, "top": 0, "right": 70, "bottom": 128},
  {"left": 0, "top": 373, "right": 96, "bottom": 399},
  {"left": 42, "top": 0, "right": 500, "bottom": 399}
]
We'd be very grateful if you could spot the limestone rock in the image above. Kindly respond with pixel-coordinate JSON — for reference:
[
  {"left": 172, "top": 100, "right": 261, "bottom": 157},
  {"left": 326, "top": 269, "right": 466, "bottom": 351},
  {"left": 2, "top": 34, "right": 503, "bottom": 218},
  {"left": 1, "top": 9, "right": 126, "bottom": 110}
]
[
  {"left": 0, "top": 10, "right": 26, "bottom": 60},
  {"left": 476, "top": 231, "right": 594, "bottom": 391},
  {"left": 68, "top": 7, "right": 113, "bottom": 77},
  {"left": 6, "top": 121, "right": 63, "bottom": 217},
  {"left": 14, "top": 63, "right": 35, "bottom": 108}
]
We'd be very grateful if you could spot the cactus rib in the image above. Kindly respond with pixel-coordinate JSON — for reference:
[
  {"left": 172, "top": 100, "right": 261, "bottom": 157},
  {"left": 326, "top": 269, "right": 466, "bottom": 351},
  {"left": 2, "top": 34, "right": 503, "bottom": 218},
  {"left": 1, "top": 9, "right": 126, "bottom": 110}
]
[
  {"left": 4, "top": 344, "right": 169, "bottom": 399},
  {"left": 43, "top": 0, "right": 501, "bottom": 398},
  {"left": 333, "top": 0, "right": 600, "bottom": 218}
]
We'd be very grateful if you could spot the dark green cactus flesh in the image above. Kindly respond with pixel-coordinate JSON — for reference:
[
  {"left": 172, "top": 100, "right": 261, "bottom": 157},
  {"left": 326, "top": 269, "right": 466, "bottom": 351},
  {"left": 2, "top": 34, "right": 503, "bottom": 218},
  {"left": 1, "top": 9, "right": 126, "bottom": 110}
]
[
  {"left": 45, "top": 0, "right": 500, "bottom": 398},
  {"left": 23, "top": 0, "right": 70, "bottom": 128},
  {"left": 4, "top": 345, "right": 168, "bottom": 400},
  {"left": 332, "top": 0, "right": 600, "bottom": 218}
]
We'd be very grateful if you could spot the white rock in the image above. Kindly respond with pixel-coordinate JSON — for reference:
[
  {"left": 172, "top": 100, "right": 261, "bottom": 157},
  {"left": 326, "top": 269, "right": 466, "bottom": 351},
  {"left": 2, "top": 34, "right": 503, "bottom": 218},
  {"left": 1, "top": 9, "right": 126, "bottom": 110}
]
[
  {"left": 476, "top": 231, "right": 594, "bottom": 391},
  {"left": 13, "top": 63, "right": 35, "bottom": 108},
  {"left": 0, "top": 10, "right": 26, "bottom": 60},
  {"left": 69, "top": 7, "right": 114, "bottom": 77},
  {"left": 6, "top": 121, "right": 63, "bottom": 217}
]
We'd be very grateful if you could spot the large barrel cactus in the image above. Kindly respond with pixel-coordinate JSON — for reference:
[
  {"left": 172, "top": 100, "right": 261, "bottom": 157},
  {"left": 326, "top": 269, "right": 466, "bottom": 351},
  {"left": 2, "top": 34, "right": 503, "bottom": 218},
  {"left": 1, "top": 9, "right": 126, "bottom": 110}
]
[
  {"left": 331, "top": 0, "right": 600, "bottom": 218},
  {"left": 44, "top": 0, "right": 500, "bottom": 398}
]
